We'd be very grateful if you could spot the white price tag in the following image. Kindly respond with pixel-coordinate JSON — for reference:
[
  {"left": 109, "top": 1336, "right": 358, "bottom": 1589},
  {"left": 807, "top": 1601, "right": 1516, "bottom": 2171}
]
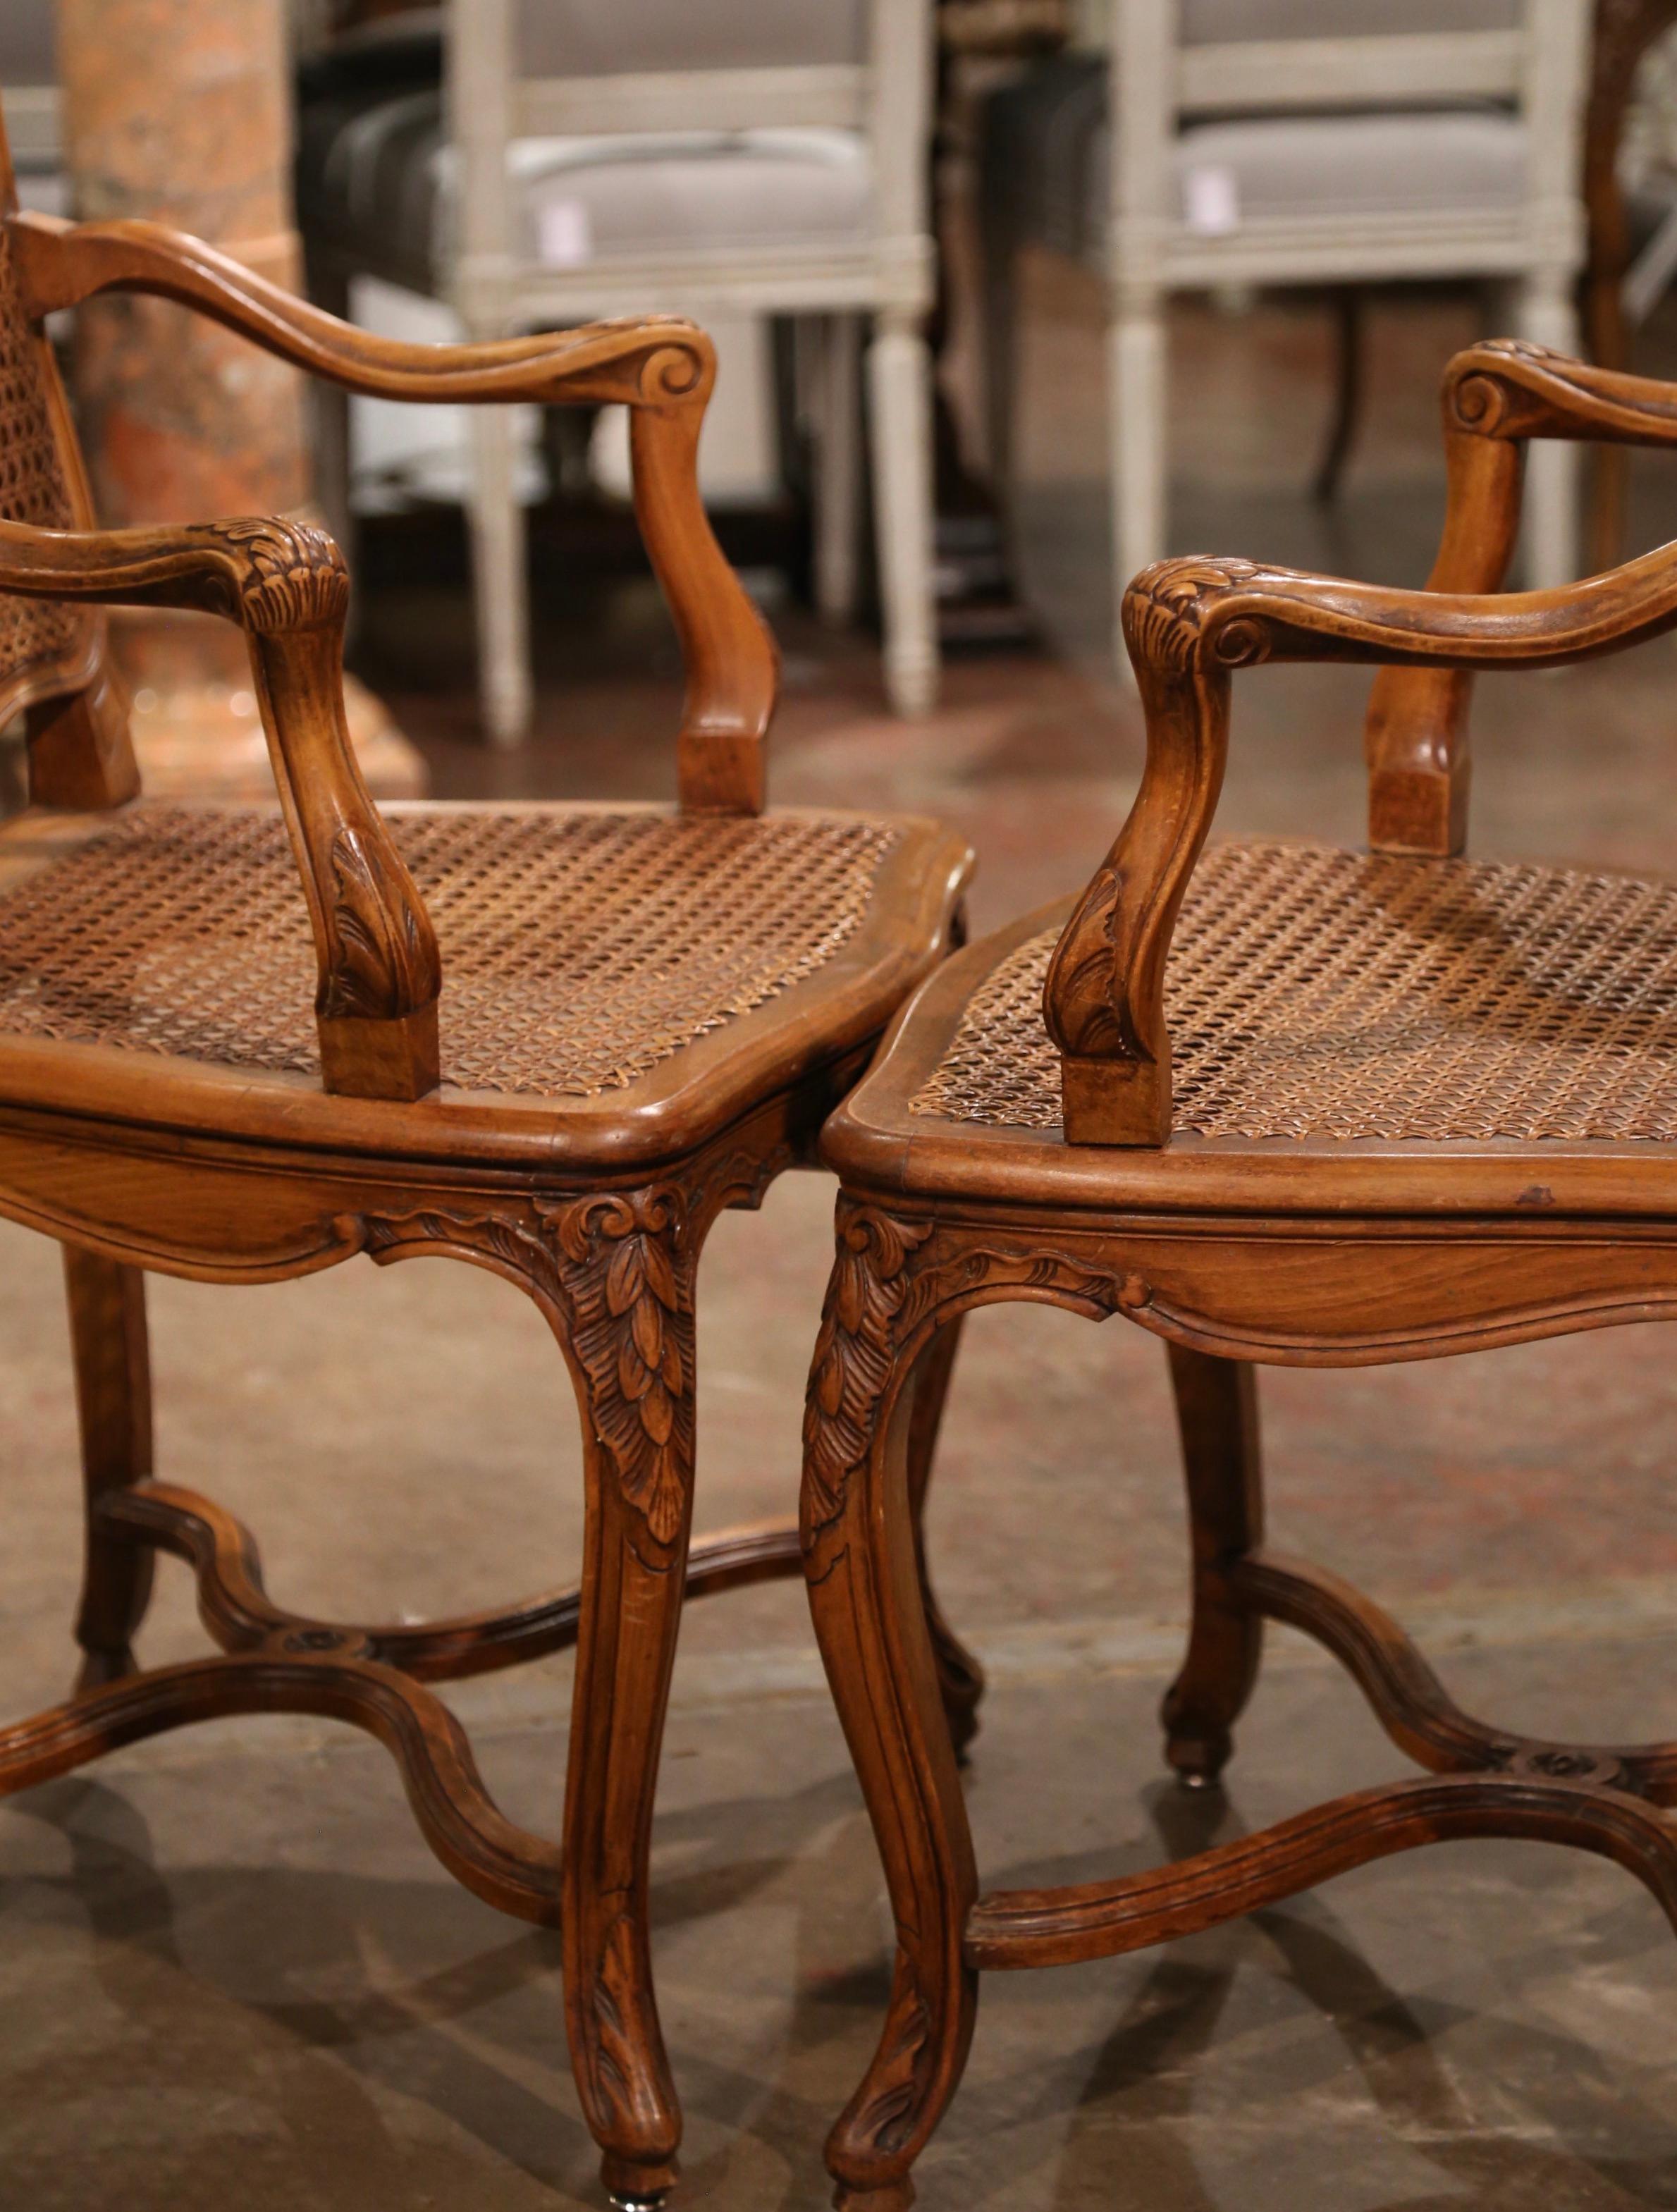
[
  {"left": 537, "top": 197, "right": 594, "bottom": 268},
  {"left": 1184, "top": 164, "right": 1240, "bottom": 235}
]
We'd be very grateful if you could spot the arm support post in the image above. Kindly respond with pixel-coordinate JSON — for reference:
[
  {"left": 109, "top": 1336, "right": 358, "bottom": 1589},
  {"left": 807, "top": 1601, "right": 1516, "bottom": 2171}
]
[
  {"left": 0, "top": 513, "right": 440, "bottom": 1101},
  {"left": 8, "top": 211, "right": 778, "bottom": 813},
  {"left": 1368, "top": 338, "right": 1677, "bottom": 856}
]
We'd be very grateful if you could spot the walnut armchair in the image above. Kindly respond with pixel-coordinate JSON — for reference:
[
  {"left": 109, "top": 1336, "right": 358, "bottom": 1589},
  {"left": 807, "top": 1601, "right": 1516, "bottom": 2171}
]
[
  {"left": 0, "top": 113, "right": 975, "bottom": 2212},
  {"left": 800, "top": 338, "right": 1677, "bottom": 2210}
]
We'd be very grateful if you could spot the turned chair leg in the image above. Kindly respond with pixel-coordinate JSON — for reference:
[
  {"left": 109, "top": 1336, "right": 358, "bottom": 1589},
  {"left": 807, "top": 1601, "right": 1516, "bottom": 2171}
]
[
  {"left": 1160, "top": 1345, "right": 1264, "bottom": 1790},
  {"left": 805, "top": 1298, "right": 980, "bottom": 2212},
  {"left": 904, "top": 1311, "right": 986, "bottom": 1757},
  {"left": 62, "top": 1246, "right": 156, "bottom": 1692}
]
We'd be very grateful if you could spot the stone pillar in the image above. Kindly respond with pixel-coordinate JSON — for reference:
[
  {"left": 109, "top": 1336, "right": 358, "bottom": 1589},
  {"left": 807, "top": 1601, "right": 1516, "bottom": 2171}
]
[{"left": 58, "top": 0, "right": 423, "bottom": 797}]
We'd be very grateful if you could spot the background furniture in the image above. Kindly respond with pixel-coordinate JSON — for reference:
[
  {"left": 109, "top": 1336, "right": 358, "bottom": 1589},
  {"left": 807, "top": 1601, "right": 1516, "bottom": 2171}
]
[
  {"left": 0, "top": 115, "right": 973, "bottom": 2209},
  {"left": 0, "top": 0, "right": 59, "bottom": 208},
  {"left": 799, "top": 336, "right": 1677, "bottom": 2209},
  {"left": 299, "top": 0, "right": 941, "bottom": 744},
  {"left": 980, "top": 0, "right": 1592, "bottom": 664},
  {"left": 1581, "top": 0, "right": 1677, "bottom": 564}
]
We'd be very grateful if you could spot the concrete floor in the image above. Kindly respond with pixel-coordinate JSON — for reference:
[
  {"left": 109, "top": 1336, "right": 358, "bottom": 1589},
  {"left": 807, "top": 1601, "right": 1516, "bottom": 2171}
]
[{"left": 8, "top": 276, "right": 1677, "bottom": 2206}]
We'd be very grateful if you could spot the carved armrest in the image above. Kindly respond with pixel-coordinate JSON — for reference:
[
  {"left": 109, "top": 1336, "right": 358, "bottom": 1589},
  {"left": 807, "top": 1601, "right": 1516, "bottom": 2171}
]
[
  {"left": 1050, "top": 548, "right": 1677, "bottom": 1146},
  {"left": 0, "top": 512, "right": 440, "bottom": 1103},
  {"left": 1369, "top": 339, "right": 1677, "bottom": 858},
  {"left": 8, "top": 211, "right": 776, "bottom": 813}
]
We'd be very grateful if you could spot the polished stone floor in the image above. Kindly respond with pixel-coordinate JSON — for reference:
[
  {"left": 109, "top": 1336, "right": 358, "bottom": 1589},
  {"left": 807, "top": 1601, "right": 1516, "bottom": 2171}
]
[{"left": 6, "top": 273, "right": 1677, "bottom": 2208}]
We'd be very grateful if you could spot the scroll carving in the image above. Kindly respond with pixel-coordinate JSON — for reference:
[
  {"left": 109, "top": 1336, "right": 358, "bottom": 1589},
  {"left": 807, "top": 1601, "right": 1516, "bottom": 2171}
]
[
  {"left": 1444, "top": 336, "right": 1677, "bottom": 448},
  {"left": 804, "top": 1208, "right": 1134, "bottom": 1534},
  {"left": 1120, "top": 556, "right": 1272, "bottom": 677}
]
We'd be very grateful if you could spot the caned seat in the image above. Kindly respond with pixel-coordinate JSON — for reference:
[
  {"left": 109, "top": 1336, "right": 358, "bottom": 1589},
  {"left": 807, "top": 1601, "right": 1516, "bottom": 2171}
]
[
  {"left": 799, "top": 342, "right": 1677, "bottom": 2212},
  {"left": 897, "top": 837, "right": 1677, "bottom": 1146},
  {"left": 0, "top": 800, "right": 960, "bottom": 1160},
  {"left": 0, "top": 108, "right": 973, "bottom": 2212}
]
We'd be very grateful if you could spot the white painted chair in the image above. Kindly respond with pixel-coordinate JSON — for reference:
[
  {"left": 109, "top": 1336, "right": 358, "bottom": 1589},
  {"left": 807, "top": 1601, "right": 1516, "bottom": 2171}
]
[
  {"left": 985, "top": 0, "right": 1593, "bottom": 663},
  {"left": 0, "top": 0, "right": 63, "bottom": 213},
  {"left": 305, "top": 0, "right": 940, "bottom": 743}
]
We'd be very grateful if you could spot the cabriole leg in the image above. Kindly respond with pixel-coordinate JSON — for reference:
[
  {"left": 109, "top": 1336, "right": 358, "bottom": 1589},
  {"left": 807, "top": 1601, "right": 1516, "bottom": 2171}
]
[
  {"left": 1160, "top": 1345, "right": 1263, "bottom": 1790},
  {"left": 549, "top": 1186, "right": 699, "bottom": 2210},
  {"left": 805, "top": 1221, "right": 979, "bottom": 2212},
  {"left": 904, "top": 1311, "right": 985, "bottom": 1756},
  {"left": 62, "top": 1246, "right": 155, "bottom": 1691}
]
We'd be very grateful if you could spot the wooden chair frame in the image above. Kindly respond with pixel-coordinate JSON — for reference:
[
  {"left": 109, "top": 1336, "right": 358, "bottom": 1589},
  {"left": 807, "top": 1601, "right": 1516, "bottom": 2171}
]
[
  {"left": 799, "top": 337, "right": 1677, "bottom": 2211},
  {"left": 0, "top": 135, "right": 974, "bottom": 2212}
]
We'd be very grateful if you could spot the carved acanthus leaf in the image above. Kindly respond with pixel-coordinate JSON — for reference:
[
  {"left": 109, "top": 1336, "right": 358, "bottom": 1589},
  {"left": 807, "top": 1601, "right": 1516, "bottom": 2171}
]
[
  {"left": 804, "top": 1204, "right": 933, "bottom": 1536},
  {"left": 852, "top": 1964, "right": 933, "bottom": 2155},
  {"left": 541, "top": 1186, "right": 694, "bottom": 1550},
  {"left": 320, "top": 822, "right": 441, "bottom": 1021},
  {"left": 586, "top": 1911, "right": 649, "bottom": 2127},
  {"left": 186, "top": 515, "right": 350, "bottom": 633},
  {"left": 1042, "top": 863, "right": 1131, "bottom": 1059},
  {"left": 1121, "top": 556, "right": 1272, "bottom": 676}
]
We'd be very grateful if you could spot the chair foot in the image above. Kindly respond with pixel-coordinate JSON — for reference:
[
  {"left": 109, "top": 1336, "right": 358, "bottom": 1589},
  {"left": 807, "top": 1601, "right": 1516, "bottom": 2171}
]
[
  {"left": 602, "top": 2149, "right": 678, "bottom": 2211},
  {"left": 835, "top": 2183, "right": 916, "bottom": 2211},
  {"left": 73, "top": 1644, "right": 140, "bottom": 1693},
  {"left": 1168, "top": 1745, "right": 1228, "bottom": 1793}
]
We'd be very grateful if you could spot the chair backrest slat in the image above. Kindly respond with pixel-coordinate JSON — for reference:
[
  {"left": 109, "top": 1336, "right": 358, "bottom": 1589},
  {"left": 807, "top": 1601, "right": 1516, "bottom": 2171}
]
[
  {"left": 1177, "top": 31, "right": 1525, "bottom": 116},
  {"left": 513, "top": 64, "right": 868, "bottom": 138}
]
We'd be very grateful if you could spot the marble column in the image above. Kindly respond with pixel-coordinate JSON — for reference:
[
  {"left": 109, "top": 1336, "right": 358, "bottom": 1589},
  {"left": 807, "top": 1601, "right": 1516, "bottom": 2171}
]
[{"left": 58, "top": 0, "right": 423, "bottom": 797}]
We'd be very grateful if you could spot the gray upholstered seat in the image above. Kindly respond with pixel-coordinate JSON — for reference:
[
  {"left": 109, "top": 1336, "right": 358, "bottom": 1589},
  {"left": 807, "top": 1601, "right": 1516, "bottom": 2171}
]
[
  {"left": 982, "top": 60, "right": 1525, "bottom": 279},
  {"left": 1169, "top": 112, "right": 1525, "bottom": 234},
  {"left": 298, "top": 94, "right": 874, "bottom": 293}
]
